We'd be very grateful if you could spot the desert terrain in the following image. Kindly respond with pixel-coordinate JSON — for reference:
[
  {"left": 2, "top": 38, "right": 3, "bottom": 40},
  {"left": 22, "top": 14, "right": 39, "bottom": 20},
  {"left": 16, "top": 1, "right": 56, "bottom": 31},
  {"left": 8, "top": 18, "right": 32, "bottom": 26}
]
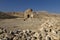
[{"left": 0, "top": 9, "right": 60, "bottom": 40}]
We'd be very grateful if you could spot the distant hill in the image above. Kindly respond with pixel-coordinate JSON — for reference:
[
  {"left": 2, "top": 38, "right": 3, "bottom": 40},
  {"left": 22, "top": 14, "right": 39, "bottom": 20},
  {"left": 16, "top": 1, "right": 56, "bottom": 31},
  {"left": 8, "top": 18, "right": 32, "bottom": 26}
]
[
  {"left": 0, "top": 11, "right": 60, "bottom": 19},
  {"left": 0, "top": 12, "right": 22, "bottom": 19}
]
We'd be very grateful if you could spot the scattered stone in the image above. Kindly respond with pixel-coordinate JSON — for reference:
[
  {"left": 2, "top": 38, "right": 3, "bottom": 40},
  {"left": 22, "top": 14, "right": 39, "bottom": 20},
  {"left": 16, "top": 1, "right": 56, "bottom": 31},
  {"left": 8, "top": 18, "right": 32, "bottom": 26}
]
[
  {"left": 0, "top": 29, "right": 3, "bottom": 34},
  {"left": 0, "top": 27, "right": 59, "bottom": 40}
]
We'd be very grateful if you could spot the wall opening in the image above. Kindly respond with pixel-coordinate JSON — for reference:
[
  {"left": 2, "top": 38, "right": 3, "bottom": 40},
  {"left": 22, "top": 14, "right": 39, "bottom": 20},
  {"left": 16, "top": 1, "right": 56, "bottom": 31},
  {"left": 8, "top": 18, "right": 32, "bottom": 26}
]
[{"left": 27, "top": 14, "right": 30, "bottom": 18}]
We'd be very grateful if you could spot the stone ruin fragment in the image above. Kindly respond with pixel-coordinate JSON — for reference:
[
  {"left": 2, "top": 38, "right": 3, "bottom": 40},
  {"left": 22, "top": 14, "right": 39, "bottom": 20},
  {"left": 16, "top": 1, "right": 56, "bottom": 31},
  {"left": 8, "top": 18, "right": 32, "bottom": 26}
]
[{"left": 24, "top": 9, "right": 34, "bottom": 21}]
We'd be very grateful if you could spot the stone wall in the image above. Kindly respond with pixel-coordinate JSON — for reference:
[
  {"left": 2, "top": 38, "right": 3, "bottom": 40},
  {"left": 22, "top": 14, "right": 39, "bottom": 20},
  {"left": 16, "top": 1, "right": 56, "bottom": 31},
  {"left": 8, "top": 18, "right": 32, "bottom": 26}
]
[{"left": 24, "top": 9, "right": 34, "bottom": 20}]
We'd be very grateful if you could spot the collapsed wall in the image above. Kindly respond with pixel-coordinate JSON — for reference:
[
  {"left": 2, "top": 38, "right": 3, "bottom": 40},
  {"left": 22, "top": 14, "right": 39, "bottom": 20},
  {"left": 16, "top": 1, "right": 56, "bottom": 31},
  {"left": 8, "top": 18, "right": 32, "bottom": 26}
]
[{"left": 24, "top": 9, "right": 34, "bottom": 20}]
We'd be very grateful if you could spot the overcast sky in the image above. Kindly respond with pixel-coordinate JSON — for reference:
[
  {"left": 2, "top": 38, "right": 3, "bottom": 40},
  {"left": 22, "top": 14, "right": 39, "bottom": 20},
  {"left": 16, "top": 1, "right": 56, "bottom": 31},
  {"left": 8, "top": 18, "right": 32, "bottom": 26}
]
[{"left": 0, "top": 0, "right": 60, "bottom": 13}]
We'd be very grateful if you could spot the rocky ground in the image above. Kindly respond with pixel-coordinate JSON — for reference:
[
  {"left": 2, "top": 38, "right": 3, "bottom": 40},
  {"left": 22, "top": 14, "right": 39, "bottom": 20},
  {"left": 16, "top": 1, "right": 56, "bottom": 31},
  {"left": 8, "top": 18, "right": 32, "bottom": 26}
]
[
  {"left": 0, "top": 24, "right": 60, "bottom": 40},
  {"left": 0, "top": 17, "right": 60, "bottom": 40},
  {"left": 0, "top": 9, "right": 60, "bottom": 40}
]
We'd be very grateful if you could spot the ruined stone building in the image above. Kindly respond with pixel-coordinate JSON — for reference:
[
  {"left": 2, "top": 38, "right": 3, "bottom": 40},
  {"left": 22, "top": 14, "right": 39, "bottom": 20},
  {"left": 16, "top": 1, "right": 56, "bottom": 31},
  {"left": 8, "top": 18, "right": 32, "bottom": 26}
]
[{"left": 24, "top": 9, "right": 34, "bottom": 20}]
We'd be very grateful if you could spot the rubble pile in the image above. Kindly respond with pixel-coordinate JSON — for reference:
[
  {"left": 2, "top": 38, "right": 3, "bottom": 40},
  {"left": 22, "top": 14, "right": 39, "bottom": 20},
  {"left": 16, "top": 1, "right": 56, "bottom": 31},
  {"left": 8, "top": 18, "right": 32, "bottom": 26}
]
[{"left": 0, "top": 27, "right": 60, "bottom": 40}]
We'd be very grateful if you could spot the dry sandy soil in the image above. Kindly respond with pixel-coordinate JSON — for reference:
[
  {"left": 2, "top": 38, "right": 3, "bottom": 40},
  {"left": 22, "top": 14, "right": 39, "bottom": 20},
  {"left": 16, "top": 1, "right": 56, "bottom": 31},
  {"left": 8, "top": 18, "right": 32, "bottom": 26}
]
[{"left": 0, "top": 10, "right": 60, "bottom": 40}]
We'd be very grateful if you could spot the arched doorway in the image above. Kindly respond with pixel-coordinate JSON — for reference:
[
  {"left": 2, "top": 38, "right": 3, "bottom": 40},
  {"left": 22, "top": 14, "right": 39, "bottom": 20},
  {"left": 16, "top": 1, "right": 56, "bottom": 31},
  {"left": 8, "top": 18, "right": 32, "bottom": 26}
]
[{"left": 27, "top": 14, "right": 30, "bottom": 18}]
